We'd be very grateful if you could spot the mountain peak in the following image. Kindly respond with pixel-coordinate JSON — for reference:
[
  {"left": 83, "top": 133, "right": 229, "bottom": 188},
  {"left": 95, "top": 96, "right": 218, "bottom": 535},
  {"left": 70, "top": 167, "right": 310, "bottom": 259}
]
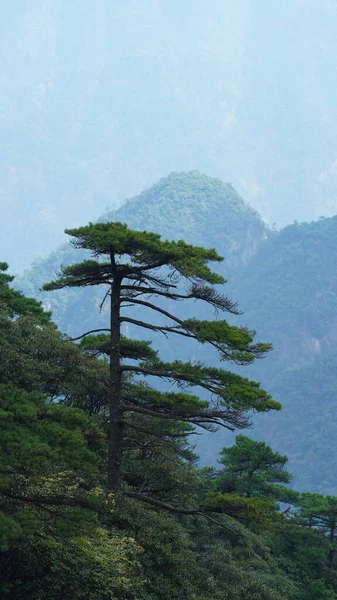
[{"left": 103, "top": 171, "right": 268, "bottom": 267}]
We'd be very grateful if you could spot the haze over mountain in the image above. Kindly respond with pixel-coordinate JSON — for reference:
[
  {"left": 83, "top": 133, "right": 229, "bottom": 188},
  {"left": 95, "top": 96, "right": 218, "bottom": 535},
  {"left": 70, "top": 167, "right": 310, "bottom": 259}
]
[
  {"left": 223, "top": 215, "right": 337, "bottom": 492},
  {"left": 18, "top": 171, "right": 268, "bottom": 332},
  {"left": 3, "top": 0, "right": 337, "bottom": 271},
  {"left": 16, "top": 171, "right": 337, "bottom": 494}
]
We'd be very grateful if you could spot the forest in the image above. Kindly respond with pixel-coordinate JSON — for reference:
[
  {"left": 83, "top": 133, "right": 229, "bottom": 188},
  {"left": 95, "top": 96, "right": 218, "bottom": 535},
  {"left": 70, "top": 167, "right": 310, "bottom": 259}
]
[{"left": 2, "top": 206, "right": 337, "bottom": 599}]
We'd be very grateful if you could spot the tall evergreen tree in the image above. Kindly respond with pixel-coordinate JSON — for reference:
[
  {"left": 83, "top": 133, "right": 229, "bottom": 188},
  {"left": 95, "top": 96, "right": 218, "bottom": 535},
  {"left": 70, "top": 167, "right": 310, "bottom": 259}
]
[{"left": 43, "top": 222, "right": 279, "bottom": 497}]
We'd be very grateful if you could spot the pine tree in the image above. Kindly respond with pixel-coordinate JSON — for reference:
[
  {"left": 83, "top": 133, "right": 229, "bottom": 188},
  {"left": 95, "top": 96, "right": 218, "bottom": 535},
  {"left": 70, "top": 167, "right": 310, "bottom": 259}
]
[
  {"left": 218, "top": 435, "right": 292, "bottom": 500},
  {"left": 43, "top": 222, "right": 279, "bottom": 496}
]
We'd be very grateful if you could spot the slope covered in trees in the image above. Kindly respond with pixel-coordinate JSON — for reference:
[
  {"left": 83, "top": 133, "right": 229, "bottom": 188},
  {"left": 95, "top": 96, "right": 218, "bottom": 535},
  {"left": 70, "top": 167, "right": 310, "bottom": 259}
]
[
  {"left": 5, "top": 243, "right": 337, "bottom": 598},
  {"left": 101, "top": 171, "right": 268, "bottom": 268},
  {"left": 226, "top": 216, "right": 337, "bottom": 492},
  {"left": 229, "top": 215, "right": 337, "bottom": 375},
  {"left": 259, "top": 348, "right": 337, "bottom": 493}
]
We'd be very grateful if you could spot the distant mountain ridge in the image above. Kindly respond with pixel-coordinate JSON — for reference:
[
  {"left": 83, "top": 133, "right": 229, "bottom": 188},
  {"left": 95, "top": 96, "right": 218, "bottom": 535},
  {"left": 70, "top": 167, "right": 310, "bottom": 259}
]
[
  {"left": 225, "top": 216, "right": 337, "bottom": 493},
  {"left": 228, "top": 215, "right": 337, "bottom": 374}
]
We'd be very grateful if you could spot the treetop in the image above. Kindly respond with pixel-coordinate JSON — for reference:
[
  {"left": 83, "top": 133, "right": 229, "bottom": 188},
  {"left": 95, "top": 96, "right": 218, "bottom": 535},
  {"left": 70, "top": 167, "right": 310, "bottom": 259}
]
[{"left": 60, "top": 222, "right": 225, "bottom": 284}]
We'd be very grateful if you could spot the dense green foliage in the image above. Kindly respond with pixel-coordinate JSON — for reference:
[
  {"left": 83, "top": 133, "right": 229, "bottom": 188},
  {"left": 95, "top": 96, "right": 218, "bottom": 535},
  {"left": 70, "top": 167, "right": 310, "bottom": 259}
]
[
  {"left": 4, "top": 238, "right": 337, "bottom": 598},
  {"left": 217, "top": 435, "right": 293, "bottom": 501},
  {"left": 0, "top": 264, "right": 143, "bottom": 599}
]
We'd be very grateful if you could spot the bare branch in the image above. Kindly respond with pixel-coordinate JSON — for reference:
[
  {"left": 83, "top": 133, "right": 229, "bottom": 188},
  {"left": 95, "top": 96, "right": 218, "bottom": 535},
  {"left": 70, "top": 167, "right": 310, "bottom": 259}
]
[
  {"left": 67, "top": 328, "right": 111, "bottom": 342},
  {"left": 121, "top": 317, "right": 169, "bottom": 338},
  {"left": 99, "top": 289, "right": 111, "bottom": 313},
  {"left": 120, "top": 296, "right": 186, "bottom": 326},
  {"left": 121, "top": 284, "right": 190, "bottom": 301},
  {"left": 121, "top": 316, "right": 201, "bottom": 341}
]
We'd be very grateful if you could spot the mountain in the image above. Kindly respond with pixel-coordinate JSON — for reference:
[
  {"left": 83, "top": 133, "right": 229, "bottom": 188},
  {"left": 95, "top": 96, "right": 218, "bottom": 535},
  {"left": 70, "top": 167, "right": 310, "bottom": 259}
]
[
  {"left": 260, "top": 348, "right": 337, "bottom": 493},
  {"left": 225, "top": 216, "right": 337, "bottom": 493},
  {"left": 17, "top": 171, "right": 268, "bottom": 334},
  {"left": 228, "top": 216, "right": 337, "bottom": 377},
  {"left": 198, "top": 215, "right": 337, "bottom": 492},
  {"left": 15, "top": 174, "right": 337, "bottom": 493},
  {"left": 3, "top": 1, "right": 337, "bottom": 271},
  {"left": 102, "top": 171, "right": 268, "bottom": 267}
]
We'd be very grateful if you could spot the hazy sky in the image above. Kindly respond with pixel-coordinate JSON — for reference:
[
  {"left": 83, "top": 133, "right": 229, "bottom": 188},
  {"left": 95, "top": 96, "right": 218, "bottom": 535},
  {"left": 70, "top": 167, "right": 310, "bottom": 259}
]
[{"left": 2, "top": 0, "right": 337, "bottom": 271}]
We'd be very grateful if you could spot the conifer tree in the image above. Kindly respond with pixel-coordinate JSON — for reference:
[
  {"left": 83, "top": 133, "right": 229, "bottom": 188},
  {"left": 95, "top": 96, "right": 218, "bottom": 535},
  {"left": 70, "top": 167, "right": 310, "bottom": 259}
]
[
  {"left": 296, "top": 493, "right": 337, "bottom": 568},
  {"left": 218, "top": 435, "right": 292, "bottom": 500},
  {"left": 43, "top": 222, "right": 279, "bottom": 496}
]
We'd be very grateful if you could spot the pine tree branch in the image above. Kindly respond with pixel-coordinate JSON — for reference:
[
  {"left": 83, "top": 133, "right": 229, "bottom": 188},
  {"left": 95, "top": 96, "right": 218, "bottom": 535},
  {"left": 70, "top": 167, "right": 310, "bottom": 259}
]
[
  {"left": 120, "top": 317, "right": 196, "bottom": 340},
  {"left": 120, "top": 298, "right": 246, "bottom": 361},
  {"left": 121, "top": 260, "right": 172, "bottom": 276},
  {"left": 99, "top": 289, "right": 111, "bottom": 312},
  {"left": 120, "top": 317, "right": 169, "bottom": 337},
  {"left": 125, "top": 271, "right": 178, "bottom": 289},
  {"left": 121, "top": 419, "right": 197, "bottom": 438},
  {"left": 121, "top": 284, "right": 191, "bottom": 300},
  {"left": 124, "top": 491, "right": 242, "bottom": 533},
  {"left": 120, "top": 296, "right": 188, "bottom": 327},
  {"left": 120, "top": 364, "right": 219, "bottom": 396},
  {"left": 120, "top": 404, "right": 238, "bottom": 431},
  {"left": 68, "top": 328, "right": 111, "bottom": 342}
]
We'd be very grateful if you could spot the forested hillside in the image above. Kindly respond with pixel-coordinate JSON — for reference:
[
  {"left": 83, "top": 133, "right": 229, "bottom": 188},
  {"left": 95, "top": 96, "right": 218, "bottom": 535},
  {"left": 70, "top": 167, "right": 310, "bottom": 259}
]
[
  {"left": 229, "top": 216, "right": 337, "bottom": 373},
  {"left": 197, "top": 217, "right": 337, "bottom": 492},
  {"left": 4, "top": 236, "right": 337, "bottom": 599},
  {"left": 16, "top": 173, "right": 337, "bottom": 495},
  {"left": 226, "top": 216, "right": 337, "bottom": 492},
  {"left": 101, "top": 171, "right": 268, "bottom": 268}
]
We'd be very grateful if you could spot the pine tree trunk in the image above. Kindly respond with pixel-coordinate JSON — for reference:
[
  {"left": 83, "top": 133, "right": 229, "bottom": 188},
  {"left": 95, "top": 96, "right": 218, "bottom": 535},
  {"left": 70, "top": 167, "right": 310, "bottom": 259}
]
[
  {"left": 328, "top": 523, "right": 336, "bottom": 568},
  {"left": 108, "top": 274, "right": 124, "bottom": 494}
]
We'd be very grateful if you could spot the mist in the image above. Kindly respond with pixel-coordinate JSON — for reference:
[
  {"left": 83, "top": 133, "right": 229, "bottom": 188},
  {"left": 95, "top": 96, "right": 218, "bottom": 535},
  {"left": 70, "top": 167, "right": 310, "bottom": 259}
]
[{"left": 2, "top": 0, "right": 337, "bottom": 271}]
